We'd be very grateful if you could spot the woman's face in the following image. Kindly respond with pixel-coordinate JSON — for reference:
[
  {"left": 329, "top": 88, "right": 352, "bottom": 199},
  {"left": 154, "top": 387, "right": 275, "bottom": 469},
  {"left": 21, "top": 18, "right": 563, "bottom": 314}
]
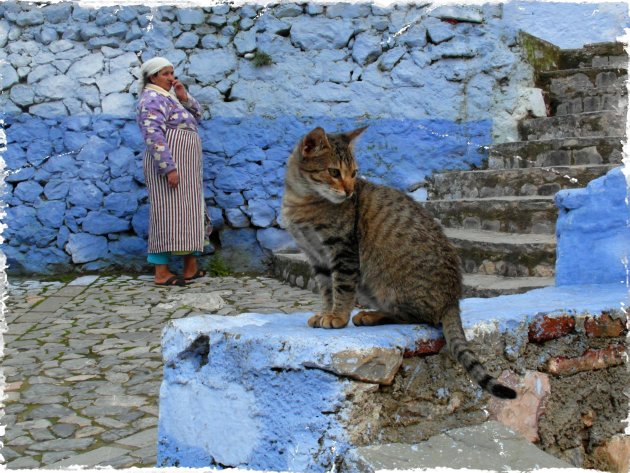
[{"left": 150, "top": 66, "right": 175, "bottom": 91}]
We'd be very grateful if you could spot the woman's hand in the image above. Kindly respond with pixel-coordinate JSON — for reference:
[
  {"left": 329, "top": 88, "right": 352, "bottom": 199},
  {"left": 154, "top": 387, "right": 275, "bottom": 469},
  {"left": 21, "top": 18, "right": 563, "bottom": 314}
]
[
  {"left": 172, "top": 79, "right": 188, "bottom": 103},
  {"left": 167, "top": 169, "right": 179, "bottom": 189}
]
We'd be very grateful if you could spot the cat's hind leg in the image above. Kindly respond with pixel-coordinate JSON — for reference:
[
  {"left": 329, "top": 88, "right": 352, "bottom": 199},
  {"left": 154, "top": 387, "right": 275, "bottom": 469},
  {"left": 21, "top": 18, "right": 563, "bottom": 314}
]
[{"left": 352, "top": 311, "right": 400, "bottom": 326}]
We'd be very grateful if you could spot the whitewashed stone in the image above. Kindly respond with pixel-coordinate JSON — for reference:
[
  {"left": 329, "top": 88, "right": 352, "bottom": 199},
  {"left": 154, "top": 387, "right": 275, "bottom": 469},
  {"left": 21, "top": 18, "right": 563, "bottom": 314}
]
[
  {"left": 326, "top": 2, "right": 372, "bottom": 19},
  {"left": 274, "top": 3, "right": 302, "bottom": 18},
  {"left": 425, "top": 17, "right": 456, "bottom": 44},
  {"left": 67, "top": 53, "right": 104, "bottom": 78},
  {"left": 0, "top": 63, "right": 19, "bottom": 90},
  {"left": 101, "top": 93, "right": 135, "bottom": 116},
  {"left": 35, "top": 75, "right": 76, "bottom": 100},
  {"left": 49, "top": 39, "right": 74, "bottom": 53},
  {"left": 95, "top": 72, "right": 134, "bottom": 96},
  {"left": 400, "top": 24, "right": 427, "bottom": 48},
  {"left": 234, "top": 30, "right": 257, "bottom": 55},
  {"left": 391, "top": 58, "right": 425, "bottom": 87},
  {"left": 29, "top": 101, "right": 68, "bottom": 118},
  {"left": 10, "top": 84, "right": 35, "bottom": 106},
  {"left": 177, "top": 8, "right": 205, "bottom": 25},
  {"left": 16, "top": 9, "right": 44, "bottom": 27},
  {"left": 7, "top": 40, "right": 41, "bottom": 56},
  {"left": 429, "top": 5, "right": 484, "bottom": 24},
  {"left": 0, "top": 20, "right": 11, "bottom": 48},
  {"left": 188, "top": 49, "right": 237, "bottom": 82},
  {"left": 175, "top": 32, "right": 199, "bottom": 49},
  {"left": 109, "top": 52, "right": 140, "bottom": 71},
  {"left": 351, "top": 32, "right": 382, "bottom": 65},
  {"left": 290, "top": 17, "right": 355, "bottom": 50},
  {"left": 377, "top": 46, "right": 406, "bottom": 72}
]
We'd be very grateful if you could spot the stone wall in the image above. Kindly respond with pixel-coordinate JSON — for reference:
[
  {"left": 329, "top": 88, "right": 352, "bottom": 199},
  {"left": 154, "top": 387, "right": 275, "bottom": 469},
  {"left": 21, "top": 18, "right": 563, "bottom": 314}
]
[
  {"left": 0, "top": 1, "right": 625, "bottom": 274},
  {"left": 555, "top": 167, "right": 630, "bottom": 286}
]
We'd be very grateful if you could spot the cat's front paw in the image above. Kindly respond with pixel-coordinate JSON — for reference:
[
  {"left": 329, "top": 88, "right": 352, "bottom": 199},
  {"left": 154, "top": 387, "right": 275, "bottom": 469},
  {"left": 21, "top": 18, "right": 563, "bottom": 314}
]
[{"left": 308, "top": 313, "right": 349, "bottom": 329}]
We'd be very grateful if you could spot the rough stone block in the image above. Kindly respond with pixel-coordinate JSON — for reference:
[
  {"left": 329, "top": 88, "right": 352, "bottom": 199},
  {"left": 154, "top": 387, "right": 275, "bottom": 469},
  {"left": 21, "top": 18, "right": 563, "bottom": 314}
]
[
  {"left": 593, "top": 435, "right": 630, "bottom": 473},
  {"left": 488, "top": 370, "right": 550, "bottom": 442},
  {"left": 348, "top": 421, "right": 572, "bottom": 472}
]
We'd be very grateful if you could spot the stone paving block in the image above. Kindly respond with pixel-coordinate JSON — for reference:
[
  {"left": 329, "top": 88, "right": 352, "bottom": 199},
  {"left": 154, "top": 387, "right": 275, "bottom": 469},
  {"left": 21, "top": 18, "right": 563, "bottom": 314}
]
[
  {"left": 116, "top": 428, "right": 157, "bottom": 448},
  {"left": 54, "top": 285, "right": 89, "bottom": 297},
  {"left": 29, "top": 296, "right": 73, "bottom": 313},
  {"left": 346, "top": 421, "right": 574, "bottom": 472},
  {"left": 68, "top": 275, "right": 100, "bottom": 286},
  {"left": 48, "top": 446, "right": 131, "bottom": 468}
]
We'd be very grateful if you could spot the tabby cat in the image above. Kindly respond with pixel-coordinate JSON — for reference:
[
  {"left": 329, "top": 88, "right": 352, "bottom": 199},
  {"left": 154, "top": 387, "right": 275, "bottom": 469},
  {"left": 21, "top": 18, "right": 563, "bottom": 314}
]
[{"left": 281, "top": 126, "right": 517, "bottom": 399}]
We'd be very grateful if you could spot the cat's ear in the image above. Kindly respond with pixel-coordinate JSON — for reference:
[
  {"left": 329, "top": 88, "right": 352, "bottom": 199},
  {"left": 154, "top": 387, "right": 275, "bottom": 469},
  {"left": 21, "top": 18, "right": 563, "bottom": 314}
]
[
  {"left": 302, "top": 127, "right": 330, "bottom": 159},
  {"left": 345, "top": 126, "right": 368, "bottom": 143}
]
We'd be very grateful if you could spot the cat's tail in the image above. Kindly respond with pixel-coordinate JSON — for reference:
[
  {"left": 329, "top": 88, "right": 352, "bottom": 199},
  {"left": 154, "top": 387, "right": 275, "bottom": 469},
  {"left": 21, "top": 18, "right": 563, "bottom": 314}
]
[{"left": 441, "top": 305, "right": 517, "bottom": 399}]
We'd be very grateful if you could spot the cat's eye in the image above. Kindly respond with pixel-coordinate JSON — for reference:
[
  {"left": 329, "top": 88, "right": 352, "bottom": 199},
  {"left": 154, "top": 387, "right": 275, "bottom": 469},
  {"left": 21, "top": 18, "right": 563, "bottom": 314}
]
[
  {"left": 351, "top": 170, "right": 358, "bottom": 177},
  {"left": 328, "top": 168, "right": 341, "bottom": 178}
]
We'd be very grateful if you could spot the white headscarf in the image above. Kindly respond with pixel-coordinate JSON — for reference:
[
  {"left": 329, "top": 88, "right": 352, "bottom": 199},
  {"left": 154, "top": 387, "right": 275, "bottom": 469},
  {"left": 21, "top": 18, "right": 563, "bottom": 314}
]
[{"left": 138, "top": 57, "right": 174, "bottom": 94}]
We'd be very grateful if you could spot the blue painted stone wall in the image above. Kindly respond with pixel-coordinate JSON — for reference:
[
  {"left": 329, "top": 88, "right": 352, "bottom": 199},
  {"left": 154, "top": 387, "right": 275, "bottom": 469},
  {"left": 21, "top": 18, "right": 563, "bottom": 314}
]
[
  {"left": 555, "top": 167, "right": 630, "bottom": 286},
  {"left": 0, "top": 1, "right": 625, "bottom": 274}
]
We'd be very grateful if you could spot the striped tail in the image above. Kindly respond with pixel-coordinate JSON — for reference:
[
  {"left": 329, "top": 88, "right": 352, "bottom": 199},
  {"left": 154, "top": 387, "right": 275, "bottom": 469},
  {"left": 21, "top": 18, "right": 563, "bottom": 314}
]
[{"left": 441, "top": 305, "right": 517, "bottom": 399}]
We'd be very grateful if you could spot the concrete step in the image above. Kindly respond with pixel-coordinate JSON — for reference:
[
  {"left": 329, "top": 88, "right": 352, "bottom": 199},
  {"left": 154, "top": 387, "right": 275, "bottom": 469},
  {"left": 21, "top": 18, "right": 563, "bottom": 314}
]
[
  {"left": 539, "top": 66, "right": 628, "bottom": 97},
  {"left": 421, "top": 196, "right": 557, "bottom": 234},
  {"left": 444, "top": 228, "right": 555, "bottom": 278},
  {"left": 270, "top": 251, "right": 555, "bottom": 298},
  {"left": 428, "top": 164, "right": 616, "bottom": 200},
  {"left": 461, "top": 273, "right": 554, "bottom": 297},
  {"left": 488, "top": 136, "right": 624, "bottom": 169},
  {"left": 518, "top": 111, "right": 626, "bottom": 141},
  {"left": 558, "top": 42, "right": 627, "bottom": 70},
  {"left": 550, "top": 83, "right": 627, "bottom": 116}
]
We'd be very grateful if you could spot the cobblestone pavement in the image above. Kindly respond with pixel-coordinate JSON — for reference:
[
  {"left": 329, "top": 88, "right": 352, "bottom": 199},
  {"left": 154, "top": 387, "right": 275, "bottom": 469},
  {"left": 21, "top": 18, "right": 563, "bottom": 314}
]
[{"left": 1, "top": 274, "right": 320, "bottom": 468}]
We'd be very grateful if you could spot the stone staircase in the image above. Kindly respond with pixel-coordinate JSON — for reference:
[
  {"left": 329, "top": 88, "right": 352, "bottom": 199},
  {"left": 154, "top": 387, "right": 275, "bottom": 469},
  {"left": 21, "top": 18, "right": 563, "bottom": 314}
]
[
  {"left": 272, "top": 39, "right": 627, "bottom": 297},
  {"left": 424, "top": 40, "right": 627, "bottom": 296}
]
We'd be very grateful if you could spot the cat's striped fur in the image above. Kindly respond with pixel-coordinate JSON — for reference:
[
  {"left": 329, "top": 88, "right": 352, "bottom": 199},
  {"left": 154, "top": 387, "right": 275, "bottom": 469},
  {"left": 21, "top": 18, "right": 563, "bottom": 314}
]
[{"left": 281, "top": 126, "right": 517, "bottom": 400}]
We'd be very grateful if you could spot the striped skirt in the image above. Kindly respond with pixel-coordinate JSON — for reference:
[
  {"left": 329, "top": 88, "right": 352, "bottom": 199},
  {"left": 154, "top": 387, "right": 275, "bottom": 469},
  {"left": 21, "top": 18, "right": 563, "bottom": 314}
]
[{"left": 143, "top": 128, "right": 206, "bottom": 254}]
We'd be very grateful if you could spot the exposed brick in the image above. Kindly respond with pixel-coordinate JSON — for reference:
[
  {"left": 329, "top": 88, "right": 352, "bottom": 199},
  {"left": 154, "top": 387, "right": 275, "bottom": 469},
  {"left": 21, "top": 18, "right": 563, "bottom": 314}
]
[
  {"left": 545, "top": 345, "right": 626, "bottom": 376},
  {"left": 528, "top": 313, "right": 575, "bottom": 343},
  {"left": 403, "top": 338, "right": 446, "bottom": 358},
  {"left": 584, "top": 312, "right": 627, "bottom": 338}
]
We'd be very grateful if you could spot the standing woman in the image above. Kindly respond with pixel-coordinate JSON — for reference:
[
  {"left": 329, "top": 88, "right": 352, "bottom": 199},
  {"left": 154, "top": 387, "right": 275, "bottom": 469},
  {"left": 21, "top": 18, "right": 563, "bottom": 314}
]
[{"left": 137, "top": 57, "right": 210, "bottom": 286}]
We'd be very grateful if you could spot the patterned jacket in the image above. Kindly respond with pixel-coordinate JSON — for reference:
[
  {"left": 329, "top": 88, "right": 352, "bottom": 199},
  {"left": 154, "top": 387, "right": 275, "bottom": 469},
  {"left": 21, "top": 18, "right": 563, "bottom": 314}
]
[{"left": 136, "top": 84, "right": 202, "bottom": 175}]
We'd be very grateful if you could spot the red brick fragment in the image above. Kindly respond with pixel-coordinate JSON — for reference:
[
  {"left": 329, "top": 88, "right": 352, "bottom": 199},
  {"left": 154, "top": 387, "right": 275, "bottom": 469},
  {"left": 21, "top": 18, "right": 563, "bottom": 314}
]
[
  {"left": 403, "top": 338, "right": 446, "bottom": 358},
  {"left": 528, "top": 313, "right": 575, "bottom": 343},
  {"left": 585, "top": 312, "right": 627, "bottom": 338},
  {"left": 545, "top": 345, "right": 626, "bottom": 376}
]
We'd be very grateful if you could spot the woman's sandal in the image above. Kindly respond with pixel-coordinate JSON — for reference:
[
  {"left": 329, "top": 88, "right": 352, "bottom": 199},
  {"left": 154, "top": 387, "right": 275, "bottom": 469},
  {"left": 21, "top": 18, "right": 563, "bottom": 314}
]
[
  {"left": 155, "top": 276, "right": 189, "bottom": 286},
  {"left": 188, "top": 269, "right": 207, "bottom": 280}
]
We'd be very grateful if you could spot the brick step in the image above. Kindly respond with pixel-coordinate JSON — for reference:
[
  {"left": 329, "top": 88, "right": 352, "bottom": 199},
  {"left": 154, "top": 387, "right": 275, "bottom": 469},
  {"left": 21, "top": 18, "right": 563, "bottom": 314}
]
[
  {"left": 427, "top": 164, "right": 616, "bottom": 200},
  {"left": 558, "top": 42, "right": 627, "bottom": 70},
  {"left": 444, "top": 228, "right": 555, "bottom": 278},
  {"left": 270, "top": 251, "right": 555, "bottom": 298},
  {"left": 518, "top": 111, "right": 626, "bottom": 141},
  {"left": 550, "top": 83, "right": 627, "bottom": 116},
  {"left": 488, "top": 136, "right": 624, "bottom": 170},
  {"left": 539, "top": 66, "right": 627, "bottom": 96},
  {"left": 421, "top": 196, "right": 557, "bottom": 234}
]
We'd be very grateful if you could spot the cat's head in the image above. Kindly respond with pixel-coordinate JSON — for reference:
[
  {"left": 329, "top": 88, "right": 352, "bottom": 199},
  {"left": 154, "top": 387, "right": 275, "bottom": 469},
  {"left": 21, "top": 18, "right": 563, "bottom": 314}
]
[{"left": 295, "top": 126, "right": 367, "bottom": 204}]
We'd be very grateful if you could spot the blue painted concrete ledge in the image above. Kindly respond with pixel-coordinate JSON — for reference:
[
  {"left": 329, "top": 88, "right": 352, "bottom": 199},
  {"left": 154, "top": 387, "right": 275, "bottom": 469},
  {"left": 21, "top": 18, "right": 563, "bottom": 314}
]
[{"left": 158, "top": 282, "right": 628, "bottom": 471}]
